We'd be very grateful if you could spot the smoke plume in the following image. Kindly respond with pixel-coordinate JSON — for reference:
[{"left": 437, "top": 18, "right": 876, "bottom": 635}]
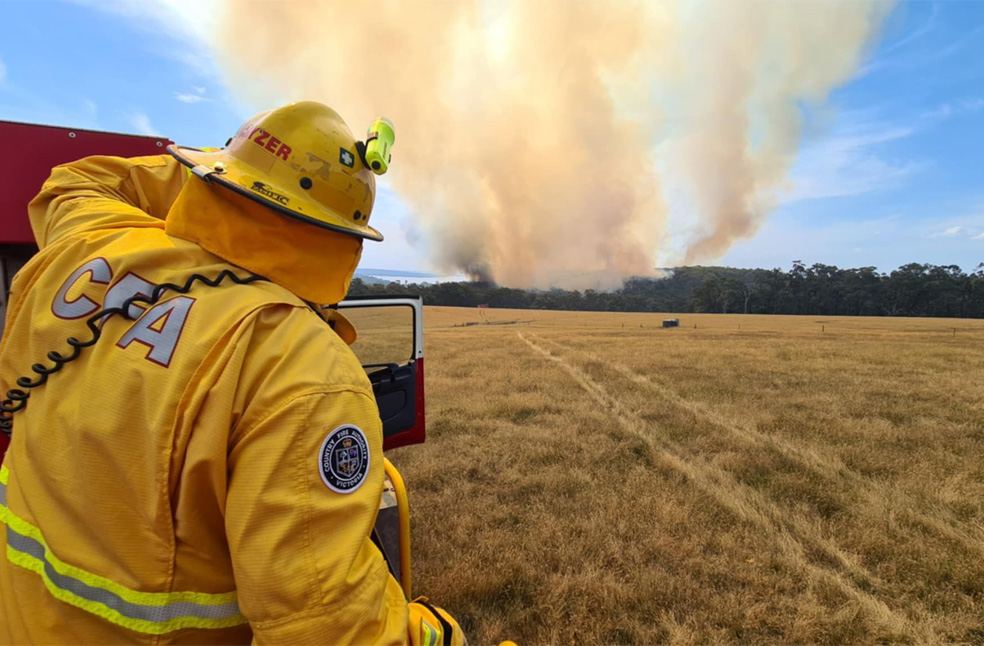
[{"left": 213, "top": 0, "right": 893, "bottom": 288}]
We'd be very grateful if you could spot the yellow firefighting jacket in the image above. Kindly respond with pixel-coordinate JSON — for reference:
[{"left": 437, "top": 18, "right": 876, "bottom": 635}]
[{"left": 0, "top": 155, "right": 408, "bottom": 643}]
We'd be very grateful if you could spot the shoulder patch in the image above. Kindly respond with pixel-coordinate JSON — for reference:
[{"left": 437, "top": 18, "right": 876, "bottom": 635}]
[{"left": 318, "top": 425, "right": 370, "bottom": 493}]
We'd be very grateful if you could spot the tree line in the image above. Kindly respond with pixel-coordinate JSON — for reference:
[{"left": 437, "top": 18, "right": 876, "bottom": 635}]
[{"left": 347, "top": 262, "right": 984, "bottom": 318}]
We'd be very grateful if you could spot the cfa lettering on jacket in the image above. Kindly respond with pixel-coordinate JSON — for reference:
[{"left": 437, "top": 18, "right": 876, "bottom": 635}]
[{"left": 50, "top": 257, "right": 193, "bottom": 368}]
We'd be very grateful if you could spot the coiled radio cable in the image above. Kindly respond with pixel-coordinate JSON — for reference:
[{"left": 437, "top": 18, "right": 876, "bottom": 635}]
[{"left": 0, "top": 269, "right": 265, "bottom": 435}]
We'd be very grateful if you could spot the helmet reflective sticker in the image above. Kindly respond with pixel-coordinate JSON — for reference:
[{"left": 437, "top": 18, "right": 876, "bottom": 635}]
[
  {"left": 318, "top": 425, "right": 370, "bottom": 493},
  {"left": 338, "top": 148, "right": 355, "bottom": 168}
]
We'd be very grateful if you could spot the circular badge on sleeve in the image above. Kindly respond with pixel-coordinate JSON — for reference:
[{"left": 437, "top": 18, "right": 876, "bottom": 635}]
[{"left": 318, "top": 425, "right": 370, "bottom": 493}]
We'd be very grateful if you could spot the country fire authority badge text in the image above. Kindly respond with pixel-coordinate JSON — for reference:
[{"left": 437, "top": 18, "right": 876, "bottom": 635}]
[{"left": 318, "top": 425, "right": 370, "bottom": 493}]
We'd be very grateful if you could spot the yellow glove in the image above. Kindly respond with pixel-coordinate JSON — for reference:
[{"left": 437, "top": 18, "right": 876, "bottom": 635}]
[{"left": 408, "top": 597, "right": 466, "bottom": 646}]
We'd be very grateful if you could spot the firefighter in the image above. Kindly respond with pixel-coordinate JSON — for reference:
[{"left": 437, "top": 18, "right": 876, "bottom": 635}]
[{"left": 0, "top": 101, "right": 463, "bottom": 644}]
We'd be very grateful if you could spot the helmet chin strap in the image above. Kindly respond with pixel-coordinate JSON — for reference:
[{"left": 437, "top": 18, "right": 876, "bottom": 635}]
[{"left": 190, "top": 163, "right": 227, "bottom": 181}]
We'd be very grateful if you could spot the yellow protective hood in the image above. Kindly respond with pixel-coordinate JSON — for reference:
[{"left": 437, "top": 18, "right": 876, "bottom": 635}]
[{"left": 164, "top": 177, "right": 362, "bottom": 304}]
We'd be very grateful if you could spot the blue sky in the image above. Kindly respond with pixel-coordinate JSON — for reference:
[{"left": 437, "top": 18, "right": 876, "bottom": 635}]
[
  {"left": 720, "top": 1, "right": 984, "bottom": 273},
  {"left": 0, "top": 1, "right": 982, "bottom": 275}
]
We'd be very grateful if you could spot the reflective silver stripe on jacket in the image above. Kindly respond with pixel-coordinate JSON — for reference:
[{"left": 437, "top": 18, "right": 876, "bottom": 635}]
[
  {"left": 5, "top": 527, "right": 242, "bottom": 623},
  {"left": 0, "top": 466, "right": 246, "bottom": 633}
]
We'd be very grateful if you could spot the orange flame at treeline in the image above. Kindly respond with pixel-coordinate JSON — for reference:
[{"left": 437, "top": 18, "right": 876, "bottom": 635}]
[{"left": 213, "top": 0, "right": 893, "bottom": 288}]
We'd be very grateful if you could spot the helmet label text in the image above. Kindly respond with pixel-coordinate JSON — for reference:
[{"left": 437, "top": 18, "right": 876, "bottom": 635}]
[
  {"left": 251, "top": 181, "right": 290, "bottom": 205},
  {"left": 248, "top": 127, "right": 292, "bottom": 161}
]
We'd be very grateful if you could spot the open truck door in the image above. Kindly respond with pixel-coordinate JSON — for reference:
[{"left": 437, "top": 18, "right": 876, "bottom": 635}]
[{"left": 335, "top": 296, "right": 425, "bottom": 451}]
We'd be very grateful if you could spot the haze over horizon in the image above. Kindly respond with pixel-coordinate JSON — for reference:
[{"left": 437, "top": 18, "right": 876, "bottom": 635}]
[{"left": 0, "top": 1, "right": 982, "bottom": 284}]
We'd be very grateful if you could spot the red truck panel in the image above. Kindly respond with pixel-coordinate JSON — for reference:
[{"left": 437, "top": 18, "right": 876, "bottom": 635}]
[
  {"left": 382, "top": 357, "right": 426, "bottom": 451},
  {"left": 0, "top": 120, "right": 173, "bottom": 244}
]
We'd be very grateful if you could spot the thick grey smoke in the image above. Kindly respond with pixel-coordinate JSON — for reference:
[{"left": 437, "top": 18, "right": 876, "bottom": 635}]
[{"left": 212, "top": 0, "right": 893, "bottom": 287}]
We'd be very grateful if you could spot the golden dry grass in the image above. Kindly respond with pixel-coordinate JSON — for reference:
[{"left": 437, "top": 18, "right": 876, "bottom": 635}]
[{"left": 383, "top": 308, "right": 984, "bottom": 645}]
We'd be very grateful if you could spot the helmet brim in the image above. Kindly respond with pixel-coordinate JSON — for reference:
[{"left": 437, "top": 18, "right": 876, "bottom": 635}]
[{"left": 168, "top": 145, "right": 384, "bottom": 242}]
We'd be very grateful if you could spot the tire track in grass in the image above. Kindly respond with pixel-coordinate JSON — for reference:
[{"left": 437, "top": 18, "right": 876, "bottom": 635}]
[
  {"left": 526, "top": 334, "right": 877, "bottom": 581},
  {"left": 532, "top": 333, "right": 984, "bottom": 556},
  {"left": 517, "top": 332, "right": 934, "bottom": 643}
]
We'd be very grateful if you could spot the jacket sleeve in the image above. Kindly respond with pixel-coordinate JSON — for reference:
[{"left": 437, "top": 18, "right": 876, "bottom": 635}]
[
  {"left": 27, "top": 154, "right": 187, "bottom": 249},
  {"left": 224, "top": 307, "right": 409, "bottom": 644}
]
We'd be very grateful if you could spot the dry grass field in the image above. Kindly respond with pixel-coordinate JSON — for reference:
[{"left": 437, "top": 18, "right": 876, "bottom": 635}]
[{"left": 375, "top": 307, "right": 983, "bottom": 645}]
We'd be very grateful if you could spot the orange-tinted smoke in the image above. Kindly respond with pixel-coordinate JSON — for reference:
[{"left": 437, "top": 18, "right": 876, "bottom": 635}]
[{"left": 213, "top": 0, "right": 892, "bottom": 287}]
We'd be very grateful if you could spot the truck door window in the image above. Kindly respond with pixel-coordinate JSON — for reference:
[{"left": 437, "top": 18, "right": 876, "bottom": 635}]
[{"left": 343, "top": 304, "right": 414, "bottom": 367}]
